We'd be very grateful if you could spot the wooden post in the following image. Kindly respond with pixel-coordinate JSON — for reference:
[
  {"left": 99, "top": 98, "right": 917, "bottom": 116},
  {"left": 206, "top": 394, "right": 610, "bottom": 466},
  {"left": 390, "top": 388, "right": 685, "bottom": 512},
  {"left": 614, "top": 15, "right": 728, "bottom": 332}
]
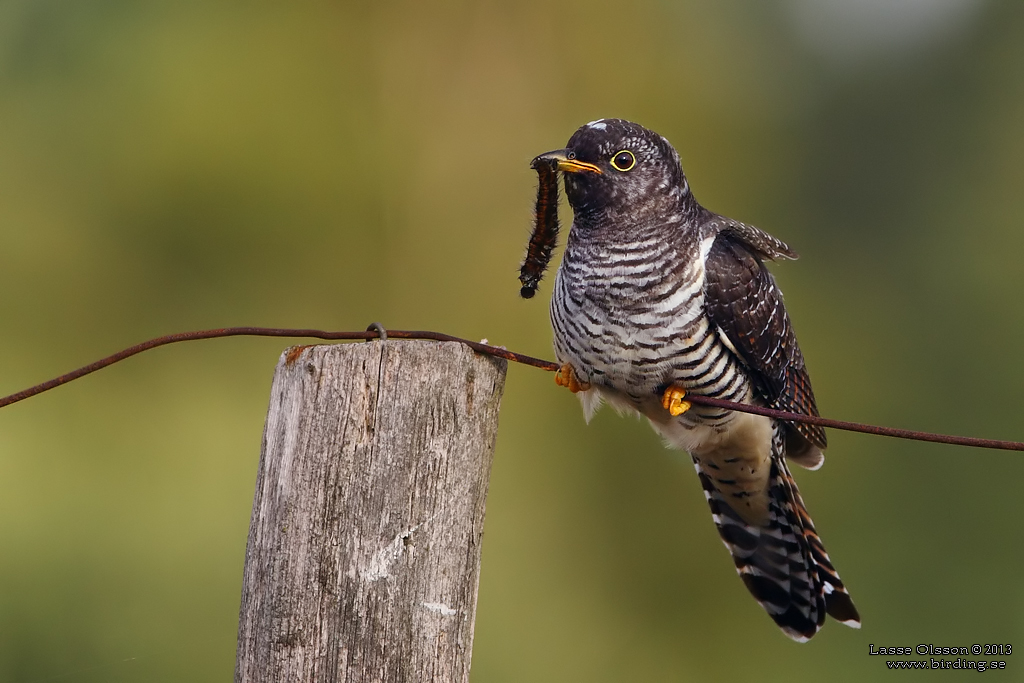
[{"left": 235, "top": 340, "right": 507, "bottom": 683}]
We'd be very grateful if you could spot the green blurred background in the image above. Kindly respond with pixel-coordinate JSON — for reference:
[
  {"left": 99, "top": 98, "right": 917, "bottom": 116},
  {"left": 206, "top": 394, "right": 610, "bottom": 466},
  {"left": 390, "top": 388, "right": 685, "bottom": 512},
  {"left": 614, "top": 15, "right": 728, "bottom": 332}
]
[{"left": 1, "top": 1, "right": 1022, "bottom": 680}]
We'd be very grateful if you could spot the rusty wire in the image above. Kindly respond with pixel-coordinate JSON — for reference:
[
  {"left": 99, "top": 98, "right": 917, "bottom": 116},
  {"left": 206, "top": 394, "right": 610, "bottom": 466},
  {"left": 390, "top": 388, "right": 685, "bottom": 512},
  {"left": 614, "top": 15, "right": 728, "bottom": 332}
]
[{"left": 1, "top": 326, "right": 1021, "bottom": 452}]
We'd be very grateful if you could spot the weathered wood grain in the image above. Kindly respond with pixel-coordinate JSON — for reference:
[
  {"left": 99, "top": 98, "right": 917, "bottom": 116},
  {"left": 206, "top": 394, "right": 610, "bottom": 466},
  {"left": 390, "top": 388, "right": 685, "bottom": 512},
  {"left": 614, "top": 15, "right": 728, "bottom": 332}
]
[{"left": 235, "top": 340, "right": 507, "bottom": 683}]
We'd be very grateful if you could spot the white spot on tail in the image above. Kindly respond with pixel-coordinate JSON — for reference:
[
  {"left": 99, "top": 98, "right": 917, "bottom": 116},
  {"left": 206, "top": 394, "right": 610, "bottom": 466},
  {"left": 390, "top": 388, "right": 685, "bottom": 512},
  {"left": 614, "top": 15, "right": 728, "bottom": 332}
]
[{"left": 784, "top": 629, "right": 812, "bottom": 644}]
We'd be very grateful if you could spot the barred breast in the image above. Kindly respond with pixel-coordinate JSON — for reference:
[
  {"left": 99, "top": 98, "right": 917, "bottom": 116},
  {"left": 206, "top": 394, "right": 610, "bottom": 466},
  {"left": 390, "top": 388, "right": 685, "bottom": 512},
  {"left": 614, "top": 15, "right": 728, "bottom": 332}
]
[
  {"left": 535, "top": 117, "right": 859, "bottom": 641},
  {"left": 550, "top": 220, "right": 752, "bottom": 433}
]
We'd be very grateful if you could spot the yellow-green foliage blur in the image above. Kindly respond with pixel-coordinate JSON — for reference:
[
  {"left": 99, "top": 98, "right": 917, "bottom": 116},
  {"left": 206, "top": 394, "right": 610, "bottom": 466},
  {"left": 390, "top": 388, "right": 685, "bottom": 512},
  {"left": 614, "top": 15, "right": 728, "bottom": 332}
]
[{"left": 1, "top": 1, "right": 1022, "bottom": 681}]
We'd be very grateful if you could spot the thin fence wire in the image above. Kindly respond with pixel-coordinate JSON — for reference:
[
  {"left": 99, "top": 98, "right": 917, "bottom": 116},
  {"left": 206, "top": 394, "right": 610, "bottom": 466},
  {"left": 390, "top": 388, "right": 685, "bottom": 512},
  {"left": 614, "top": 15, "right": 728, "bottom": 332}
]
[{"left": 1, "top": 326, "right": 1020, "bottom": 451}]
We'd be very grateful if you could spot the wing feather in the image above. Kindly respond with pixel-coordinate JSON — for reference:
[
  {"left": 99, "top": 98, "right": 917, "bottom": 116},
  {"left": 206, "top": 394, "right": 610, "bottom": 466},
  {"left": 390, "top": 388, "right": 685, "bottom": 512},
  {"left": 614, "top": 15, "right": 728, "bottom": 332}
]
[{"left": 703, "top": 225, "right": 827, "bottom": 459}]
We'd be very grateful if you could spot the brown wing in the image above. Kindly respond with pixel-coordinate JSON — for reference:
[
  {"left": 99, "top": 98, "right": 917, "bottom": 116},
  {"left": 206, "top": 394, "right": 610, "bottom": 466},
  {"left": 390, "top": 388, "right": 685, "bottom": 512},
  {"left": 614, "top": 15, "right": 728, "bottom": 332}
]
[{"left": 704, "top": 229, "right": 827, "bottom": 459}]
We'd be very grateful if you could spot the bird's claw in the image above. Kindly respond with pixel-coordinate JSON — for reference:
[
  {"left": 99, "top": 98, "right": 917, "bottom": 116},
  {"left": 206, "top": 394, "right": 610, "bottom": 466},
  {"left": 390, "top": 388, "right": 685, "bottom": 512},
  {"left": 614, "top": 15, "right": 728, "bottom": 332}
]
[
  {"left": 661, "top": 385, "right": 691, "bottom": 416},
  {"left": 555, "top": 363, "right": 591, "bottom": 393}
]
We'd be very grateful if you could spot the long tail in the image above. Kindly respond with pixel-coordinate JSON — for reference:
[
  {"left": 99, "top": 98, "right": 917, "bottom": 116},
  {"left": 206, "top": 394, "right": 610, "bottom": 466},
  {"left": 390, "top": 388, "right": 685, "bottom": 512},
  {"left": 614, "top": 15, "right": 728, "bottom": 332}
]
[{"left": 693, "top": 428, "right": 860, "bottom": 641}]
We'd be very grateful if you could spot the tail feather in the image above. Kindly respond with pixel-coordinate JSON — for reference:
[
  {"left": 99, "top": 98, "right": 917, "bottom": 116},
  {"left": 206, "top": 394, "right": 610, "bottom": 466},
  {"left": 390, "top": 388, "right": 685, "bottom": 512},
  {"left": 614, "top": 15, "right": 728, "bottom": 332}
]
[
  {"left": 693, "top": 426, "right": 859, "bottom": 641},
  {"left": 776, "top": 457, "right": 861, "bottom": 627}
]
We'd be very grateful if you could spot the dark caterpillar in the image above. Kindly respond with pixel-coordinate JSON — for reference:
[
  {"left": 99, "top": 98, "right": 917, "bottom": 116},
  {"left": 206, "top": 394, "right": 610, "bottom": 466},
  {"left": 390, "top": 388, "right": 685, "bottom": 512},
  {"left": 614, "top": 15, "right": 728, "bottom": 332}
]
[{"left": 519, "top": 156, "right": 561, "bottom": 299}]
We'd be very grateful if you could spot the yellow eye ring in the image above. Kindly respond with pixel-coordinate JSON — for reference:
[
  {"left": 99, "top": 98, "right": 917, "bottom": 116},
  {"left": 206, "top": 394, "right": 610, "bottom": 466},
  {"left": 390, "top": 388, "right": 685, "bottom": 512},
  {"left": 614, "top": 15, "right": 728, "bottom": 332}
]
[{"left": 610, "top": 150, "right": 636, "bottom": 172}]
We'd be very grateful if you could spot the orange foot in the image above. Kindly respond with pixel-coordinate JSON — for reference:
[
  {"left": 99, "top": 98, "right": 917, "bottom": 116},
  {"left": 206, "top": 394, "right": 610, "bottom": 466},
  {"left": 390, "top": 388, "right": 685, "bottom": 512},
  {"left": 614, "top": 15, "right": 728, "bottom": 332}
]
[
  {"left": 555, "top": 363, "right": 591, "bottom": 393},
  {"left": 661, "top": 385, "right": 691, "bottom": 416}
]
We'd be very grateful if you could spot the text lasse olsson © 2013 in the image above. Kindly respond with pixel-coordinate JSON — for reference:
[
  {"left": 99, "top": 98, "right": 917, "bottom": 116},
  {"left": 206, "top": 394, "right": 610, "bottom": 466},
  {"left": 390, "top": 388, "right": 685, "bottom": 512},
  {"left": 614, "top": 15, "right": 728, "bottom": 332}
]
[{"left": 869, "top": 644, "right": 1012, "bottom": 656}]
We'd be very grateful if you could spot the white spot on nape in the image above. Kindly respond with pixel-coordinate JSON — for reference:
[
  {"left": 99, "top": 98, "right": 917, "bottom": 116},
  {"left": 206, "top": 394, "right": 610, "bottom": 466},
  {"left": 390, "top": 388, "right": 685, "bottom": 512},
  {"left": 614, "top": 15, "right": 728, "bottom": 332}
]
[
  {"left": 587, "top": 119, "right": 608, "bottom": 130},
  {"left": 423, "top": 601, "right": 457, "bottom": 616}
]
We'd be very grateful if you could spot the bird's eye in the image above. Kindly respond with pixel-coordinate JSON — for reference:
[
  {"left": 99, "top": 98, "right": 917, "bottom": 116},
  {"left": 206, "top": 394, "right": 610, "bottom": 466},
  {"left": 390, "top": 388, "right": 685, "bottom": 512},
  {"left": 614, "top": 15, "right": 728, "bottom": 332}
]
[
  {"left": 567, "top": 151, "right": 576, "bottom": 160},
  {"left": 610, "top": 150, "right": 636, "bottom": 172}
]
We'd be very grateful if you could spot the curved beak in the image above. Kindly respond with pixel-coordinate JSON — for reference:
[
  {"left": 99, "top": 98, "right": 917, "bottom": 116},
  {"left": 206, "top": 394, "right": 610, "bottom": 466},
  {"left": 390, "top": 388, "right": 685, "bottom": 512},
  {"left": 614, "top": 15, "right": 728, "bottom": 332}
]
[{"left": 531, "top": 149, "right": 603, "bottom": 174}]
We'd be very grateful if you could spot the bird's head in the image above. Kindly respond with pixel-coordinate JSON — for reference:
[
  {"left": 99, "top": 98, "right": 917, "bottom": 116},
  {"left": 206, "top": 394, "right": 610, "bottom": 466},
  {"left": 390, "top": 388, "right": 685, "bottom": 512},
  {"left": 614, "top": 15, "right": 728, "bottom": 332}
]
[{"left": 531, "top": 119, "right": 691, "bottom": 225}]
